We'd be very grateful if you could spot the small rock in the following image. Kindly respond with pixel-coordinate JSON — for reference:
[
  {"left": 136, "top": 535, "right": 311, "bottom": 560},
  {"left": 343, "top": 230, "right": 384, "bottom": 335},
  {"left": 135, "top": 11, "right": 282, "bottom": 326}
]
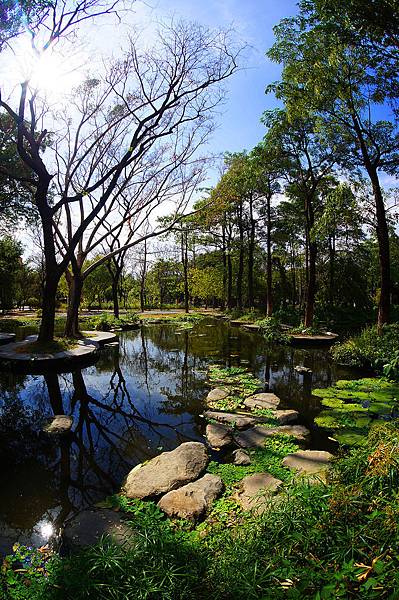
[
  {"left": 63, "top": 509, "right": 134, "bottom": 551},
  {"left": 234, "top": 425, "right": 310, "bottom": 448},
  {"left": 232, "top": 449, "right": 251, "bottom": 465},
  {"left": 234, "top": 473, "right": 282, "bottom": 513},
  {"left": 203, "top": 410, "right": 257, "bottom": 430},
  {"left": 123, "top": 442, "right": 209, "bottom": 499},
  {"left": 244, "top": 393, "right": 280, "bottom": 410},
  {"left": 282, "top": 450, "right": 333, "bottom": 478},
  {"left": 206, "top": 388, "right": 229, "bottom": 402},
  {"left": 43, "top": 415, "right": 73, "bottom": 434},
  {"left": 206, "top": 423, "right": 233, "bottom": 448},
  {"left": 158, "top": 474, "right": 223, "bottom": 520}
]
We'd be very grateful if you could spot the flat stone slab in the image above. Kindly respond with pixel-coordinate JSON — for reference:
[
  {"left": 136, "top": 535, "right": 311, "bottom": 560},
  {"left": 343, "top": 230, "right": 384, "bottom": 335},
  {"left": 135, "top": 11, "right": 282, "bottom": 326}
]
[
  {"left": 203, "top": 410, "right": 257, "bottom": 430},
  {"left": 273, "top": 410, "right": 299, "bottom": 425},
  {"left": 244, "top": 393, "right": 281, "bottom": 410},
  {"left": 295, "top": 366, "right": 312, "bottom": 375},
  {"left": 291, "top": 334, "right": 338, "bottom": 346},
  {"left": 206, "top": 423, "right": 233, "bottom": 448},
  {"left": 234, "top": 473, "right": 282, "bottom": 513},
  {"left": 81, "top": 331, "right": 118, "bottom": 346},
  {"left": 43, "top": 415, "right": 73, "bottom": 434},
  {"left": 63, "top": 509, "right": 134, "bottom": 551},
  {"left": 232, "top": 449, "right": 251, "bottom": 465},
  {"left": 123, "top": 442, "right": 209, "bottom": 499},
  {"left": 0, "top": 333, "right": 15, "bottom": 346},
  {"left": 234, "top": 425, "right": 310, "bottom": 448},
  {"left": 206, "top": 388, "right": 229, "bottom": 403},
  {"left": 157, "top": 474, "right": 223, "bottom": 520},
  {"left": 241, "top": 324, "right": 261, "bottom": 332},
  {"left": 282, "top": 450, "right": 333, "bottom": 477}
]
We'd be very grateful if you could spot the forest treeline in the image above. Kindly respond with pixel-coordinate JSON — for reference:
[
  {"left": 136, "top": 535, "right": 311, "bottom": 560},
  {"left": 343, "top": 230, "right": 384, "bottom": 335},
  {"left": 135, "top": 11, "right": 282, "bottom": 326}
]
[{"left": 0, "top": 0, "right": 398, "bottom": 335}]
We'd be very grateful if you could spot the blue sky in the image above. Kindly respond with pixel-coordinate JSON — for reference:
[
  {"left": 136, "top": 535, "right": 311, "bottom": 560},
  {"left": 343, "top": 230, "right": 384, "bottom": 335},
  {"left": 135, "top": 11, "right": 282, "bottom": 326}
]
[{"left": 95, "top": 0, "right": 299, "bottom": 160}]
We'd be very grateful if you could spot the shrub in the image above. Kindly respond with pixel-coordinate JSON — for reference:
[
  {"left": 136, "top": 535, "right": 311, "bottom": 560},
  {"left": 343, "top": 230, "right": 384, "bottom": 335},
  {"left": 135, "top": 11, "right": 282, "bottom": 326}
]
[
  {"left": 82, "top": 312, "right": 139, "bottom": 331},
  {"left": 332, "top": 324, "right": 399, "bottom": 372},
  {"left": 255, "top": 316, "right": 291, "bottom": 344}
]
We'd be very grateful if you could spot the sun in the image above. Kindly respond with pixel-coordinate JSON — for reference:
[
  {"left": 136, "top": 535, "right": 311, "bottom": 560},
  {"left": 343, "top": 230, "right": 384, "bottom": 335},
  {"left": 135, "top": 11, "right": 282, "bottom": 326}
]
[{"left": 30, "top": 48, "right": 85, "bottom": 98}]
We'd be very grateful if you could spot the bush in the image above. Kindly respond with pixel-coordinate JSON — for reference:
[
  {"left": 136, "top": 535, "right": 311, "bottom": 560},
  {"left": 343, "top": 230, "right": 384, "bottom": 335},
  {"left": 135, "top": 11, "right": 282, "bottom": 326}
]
[
  {"left": 255, "top": 316, "right": 291, "bottom": 344},
  {"left": 332, "top": 324, "right": 399, "bottom": 372},
  {"left": 82, "top": 312, "right": 139, "bottom": 331}
]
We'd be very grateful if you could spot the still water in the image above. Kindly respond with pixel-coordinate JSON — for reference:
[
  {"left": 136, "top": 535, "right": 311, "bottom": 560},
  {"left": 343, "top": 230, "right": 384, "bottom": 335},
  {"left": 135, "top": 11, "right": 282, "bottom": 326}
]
[{"left": 0, "top": 318, "right": 358, "bottom": 555}]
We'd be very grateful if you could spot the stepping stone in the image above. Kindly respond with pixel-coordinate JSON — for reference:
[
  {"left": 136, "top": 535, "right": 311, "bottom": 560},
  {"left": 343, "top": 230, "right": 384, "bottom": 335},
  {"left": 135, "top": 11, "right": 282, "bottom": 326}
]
[
  {"left": 234, "top": 425, "right": 310, "bottom": 448},
  {"left": 203, "top": 410, "right": 257, "bottom": 430},
  {"left": 158, "top": 474, "right": 223, "bottom": 520},
  {"left": 244, "top": 393, "right": 280, "bottom": 410},
  {"left": 123, "top": 442, "right": 208, "bottom": 499},
  {"left": 232, "top": 449, "right": 251, "bottom": 465},
  {"left": 233, "top": 473, "right": 282, "bottom": 513},
  {"left": 206, "top": 423, "right": 233, "bottom": 448},
  {"left": 63, "top": 509, "right": 134, "bottom": 551},
  {"left": 206, "top": 388, "right": 229, "bottom": 403},
  {"left": 273, "top": 410, "right": 299, "bottom": 425},
  {"left": 43, "top": 415, "right": 73, "bottom": 435},
  {"left": 282, "top": 450, "right": 333, "bottom": 481}
]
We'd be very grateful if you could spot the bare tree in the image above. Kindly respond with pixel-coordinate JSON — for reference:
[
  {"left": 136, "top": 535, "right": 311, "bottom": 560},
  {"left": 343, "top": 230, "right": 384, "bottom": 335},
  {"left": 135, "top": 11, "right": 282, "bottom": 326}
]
[{"left": 1, "top": 17, "right": 241, "bottom": 341}]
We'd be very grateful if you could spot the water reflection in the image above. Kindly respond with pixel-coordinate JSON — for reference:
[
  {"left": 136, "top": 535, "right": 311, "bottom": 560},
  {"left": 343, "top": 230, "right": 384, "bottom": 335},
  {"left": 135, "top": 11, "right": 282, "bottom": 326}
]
[{"left": 0, "top": 318, "right": 359, "bottom": 554}]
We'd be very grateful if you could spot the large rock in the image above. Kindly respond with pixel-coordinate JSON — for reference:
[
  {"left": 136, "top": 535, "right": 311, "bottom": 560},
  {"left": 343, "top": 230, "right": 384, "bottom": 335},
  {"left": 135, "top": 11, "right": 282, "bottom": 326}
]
[
  {"left": 43, "top": 415, "right": 73, "bottom": 434},
  {"left": 282, "top": 450, "right": 333, "bottom": 478},
  {"left": 234, "top": 473, "right": 282, "bottom": 513},
  {"left": 157, "top": 474, "right": 223, "bottom": 520},
  {"left": 123, "top": 442, "right": 209, "bottom": 499},
  {"left": 232, "top": 449, "right": 251, "bottom": 465},
  {"left": 244, "top": 393, "right": 280, "bottom": 410},
  {"left": 234, "top": 425, "right": 310, "bottom": 448},
  {"left": 63, "top": 509, "right": 134, "bottom": 551},
  {"left": 203, "top": 410, "right": 257, "bottom": 430},
  {"left": 206, "top": 423, "right": 233, "bottom": 448},
  {"left": 206, "top": 388, "right": 229, "bottom": 402}
]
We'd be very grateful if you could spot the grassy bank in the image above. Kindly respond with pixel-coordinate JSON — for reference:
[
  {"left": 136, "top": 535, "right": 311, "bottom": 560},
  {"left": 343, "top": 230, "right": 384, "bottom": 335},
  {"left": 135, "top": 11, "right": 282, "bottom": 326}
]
[{"left": 2, "top": 422, "right": 399, "bottom": 599}]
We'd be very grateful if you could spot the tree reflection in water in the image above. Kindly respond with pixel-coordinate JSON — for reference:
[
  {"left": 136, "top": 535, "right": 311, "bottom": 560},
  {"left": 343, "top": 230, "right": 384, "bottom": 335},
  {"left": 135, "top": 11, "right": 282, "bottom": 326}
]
[{"left": 0, "top": 318, "right": 355, "bottom": 554}]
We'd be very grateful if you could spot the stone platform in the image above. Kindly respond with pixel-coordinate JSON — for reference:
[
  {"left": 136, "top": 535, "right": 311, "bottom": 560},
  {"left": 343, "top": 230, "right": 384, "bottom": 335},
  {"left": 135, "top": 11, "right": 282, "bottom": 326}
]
[{"left": 0, "top": 331, "right": 117, "bottom": 372}]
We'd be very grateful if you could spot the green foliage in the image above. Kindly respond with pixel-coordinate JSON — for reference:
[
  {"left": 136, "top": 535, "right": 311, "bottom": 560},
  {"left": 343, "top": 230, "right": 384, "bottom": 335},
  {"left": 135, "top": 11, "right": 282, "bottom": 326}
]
[
  {"left": 4, "top": 423, "right": 399, "bottom": 598},
  {"left": 256, "top": 316, "right": 291, "bottom": 344},
  {"left": 208, "top": 436, "right": 298, "bottom": 490},
  {"left": 0, "top": 237, "right": 24, "bottom": 311},
  {"left": 206, "top": 365, "right": 263, "bottom": 410},
  {"left": 383, "top": 350, "right": 399, "bottom": 382},
  {"left": 332, "top": 324, "right": 399, "bottom": 371},
  {"left": 81, "top": 312, "right": 139, "bottom": 331}
]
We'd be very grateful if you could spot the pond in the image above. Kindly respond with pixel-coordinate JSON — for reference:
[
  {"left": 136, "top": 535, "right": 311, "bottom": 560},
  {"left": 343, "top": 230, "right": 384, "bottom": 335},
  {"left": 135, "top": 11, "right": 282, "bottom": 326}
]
[{"left": 0, "top": 317, "right": 359, "bottom": 555}]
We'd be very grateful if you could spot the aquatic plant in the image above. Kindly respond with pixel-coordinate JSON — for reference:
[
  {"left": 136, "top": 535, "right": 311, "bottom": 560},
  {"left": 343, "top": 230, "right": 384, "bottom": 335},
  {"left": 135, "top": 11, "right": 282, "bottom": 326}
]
[
  {"left": 332, "top": 324, "right": 399, "bottom": 372},
  {"left": 255, "top": 317, "right": 291, "bottom": 344},
  {"left": 313, "top": 378, "right": 399, "bottom": 445}
]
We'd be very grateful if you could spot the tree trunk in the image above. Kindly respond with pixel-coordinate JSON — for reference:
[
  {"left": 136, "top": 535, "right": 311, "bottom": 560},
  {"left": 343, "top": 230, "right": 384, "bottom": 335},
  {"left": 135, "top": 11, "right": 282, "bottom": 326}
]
[
  {"left": 112, "top": 278, "right": 120, "bottom": 319},
  {"left": 37, "top": 183, "right": 61, "bottom": 343},
  {"left": 140, "top": 240, "right": 147, "bottom": 312},
  {"left": 304, "top": 240, "right": 317, "bottom": 327},
  {"left": 248, "top": 194, "right": 255, "bottom": 309},
  {"left": 370, "top": 170, "right": 390, "bottom": 328},
  {"left": 64, "top": 272, "right": 84, "bottom": 337},
  {"left": 329, "top": 233, "right": 335, "bottom": 306},
  {"left": 266, "top": 193, "right": 273, "bottom": 317},
  {"left": 181, "top": 229, "right": 189, "bottom": 314},
  {"left": 222, "top": 222, "right": 227, "bottom": 309},
  {"left": 237, "top": 202, "right": 244, "bottom": 311},
  {"left": 304, "top": 195, "right": 316, "bottom": 328}
]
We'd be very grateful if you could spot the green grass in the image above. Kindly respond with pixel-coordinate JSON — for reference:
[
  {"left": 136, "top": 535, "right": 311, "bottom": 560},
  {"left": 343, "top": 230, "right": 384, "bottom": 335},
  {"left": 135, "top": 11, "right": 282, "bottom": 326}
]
[{"left": 3, "top": 422, "right": 399, "bottom": 599}]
